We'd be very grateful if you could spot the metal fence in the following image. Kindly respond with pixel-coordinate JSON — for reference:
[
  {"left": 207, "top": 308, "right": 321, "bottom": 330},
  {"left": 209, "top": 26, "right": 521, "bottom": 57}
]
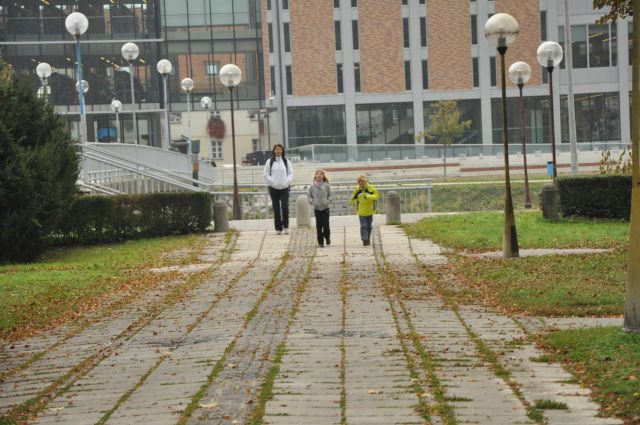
[{"left": 212, "top": 184, "right": 433, "bottom": 220}]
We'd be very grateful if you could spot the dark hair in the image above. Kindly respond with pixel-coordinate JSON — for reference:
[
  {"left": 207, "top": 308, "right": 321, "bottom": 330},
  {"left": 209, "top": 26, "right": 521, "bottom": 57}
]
[{"left": 272, "top": 143, "right": 286, "bottom": 162}]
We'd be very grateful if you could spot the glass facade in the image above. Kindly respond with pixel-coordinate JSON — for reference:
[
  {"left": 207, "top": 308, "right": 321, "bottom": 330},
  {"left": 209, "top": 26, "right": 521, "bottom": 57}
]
[
  {"left": 0, "top": 0, "right": 265, "bottom": 145},
  {"left": 559, "top": 24, "right": 617, "bottom": 69},
  {"left": 491, "top": 96, "right": 550, "bottom": 145},
  {"left": 560, "top": 92, "right": 620, "bottom": 143},
  {"left": 288, "top": 105, "right": 346, "bottom": 147},
  {"left": 424, "top": 99, "right": 482, "bottom": 145},
  {"left": 356, "top": 103, "right": 414, "bottom": 145}
]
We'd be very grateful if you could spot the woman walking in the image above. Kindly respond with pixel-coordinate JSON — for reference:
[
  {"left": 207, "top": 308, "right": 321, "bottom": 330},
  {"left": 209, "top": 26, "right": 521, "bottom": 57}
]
[
  {"left": 350, "top": 175, "right": 379, "bottom": 246},
  {"left": 263, "top": 144, "right": 293, "bottom": 234},
  {"left": 308, "top": 169, "right": 331, "bottom": 247}
]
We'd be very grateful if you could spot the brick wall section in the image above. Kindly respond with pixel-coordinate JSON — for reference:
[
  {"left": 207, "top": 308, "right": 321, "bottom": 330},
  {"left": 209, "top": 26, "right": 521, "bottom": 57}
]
[
  {"left": 261, "top": 0, "right": 271, "bottom": 97},
  {"left": 495, "top": 0, "right": 542, "bottom": 87},
  {"left": 359, "top": 0, "right": 404, "bottom": 93},
  {"left": 290, "top": 0, "right": 336, "bottom": 96},
  {"left": 427, "top": 0, "right": 473, "bottom": 90}
]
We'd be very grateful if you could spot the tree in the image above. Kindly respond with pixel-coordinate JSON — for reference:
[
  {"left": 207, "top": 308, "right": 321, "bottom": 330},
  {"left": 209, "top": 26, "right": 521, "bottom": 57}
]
[
  {"left": 415, "top": 100, "right": 471, "bottom": 181},
  {"left": 0, "top": 58, "right": 79, "bottom": 262},
  {"left": 593, "top": 0, "right": 639, "bottom": 332}
]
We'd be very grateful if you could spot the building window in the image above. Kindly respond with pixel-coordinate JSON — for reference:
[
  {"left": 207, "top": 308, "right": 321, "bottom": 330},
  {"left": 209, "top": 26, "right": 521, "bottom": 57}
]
[
  {"left": 470, "top": 15, "right": 477, "bottom": 45},
  {"left": 422, "top": 59, "right": 428, "bottom": 90},
  {"left": 286, "top": 65, "right": 293, "bottom": 95},
  {"left": 270, "top": 66, "right": 276, "bottom": 95},
  {"left": 403, "top": 18, "right": 410, "bottom": 48},
  {"left": 351, "top": 0, "right": 357, "bottom": 7},
  {"left": 210, "top": 139, "right": 223, "bottom": 160},
  {"left": 282, "top": 0, "right": 288, "bottom": 10},
  {"left": 558, "top": 24, "right": 618, "bottom": 69},
  {"left": 334, "top": 0, "right": 340, "bottom": 7},
  {"left": 205, "top": 62, "right": 219, "bottom": 76},
  {"left": 267, "top": 0, "right": 271, "bottom": 11},
  {"left": 252, "top": 138, "right": 261, "bottom": 152},
  {"left": 268, "top": 23, "right": 273, "bottom": 53},
  {"left": 490, "top": 56, "right": 497, "bottom": 87},
  {"left": 356, "top": 103, "right": 415, "bottom": 145},
  {"left": 287, "top": 105, "right": 347, "bottom": 148},
  {"left": 354, "top": 63, "right": 361, "bottom": 92},
  {"left": 335, "top": 21, "right": 342, "bottom": 51},
  {"left": 284, "top": 22, "right": 291, "bottom": 52},
  {"left": 425, "top": 99, "right": 481, "bottom": 144},
  {"left": 589, "top": 24, "right": 611, "bottom": 67},
  {"left": 491, "top": 96, "right": 550, "bottom": 144},
  {"left": 630, "top": 22, "right": 633, "bottom": 65},
  {"left": 405, "top": 61, "right": 411, "bottom": 90},
  {"left": 419, "top": 0, "right": 425, "bottom": 3},
  {"left": 611, "top": 24, "right": 617, "bottom": 66},
  {"left": 540, "top": 11, "right": 547, "bottom": 41},
  {"left": 337, "top": 64, "right": 344, "bottom": 93},
  {"left": 420, "top": 17, "right": 427, "bottom": 47},
  {"left": 352, "top": 20, "right": 360, "bottom": 50},
  {"left": 472, "top": 57, "right": 479, "bottom": 87},
  {"left": 561, "top": 92, "right": 621, "bottom": 143},
  {"left": 402, "top": 0, "right": 408, "bottom": 4}
]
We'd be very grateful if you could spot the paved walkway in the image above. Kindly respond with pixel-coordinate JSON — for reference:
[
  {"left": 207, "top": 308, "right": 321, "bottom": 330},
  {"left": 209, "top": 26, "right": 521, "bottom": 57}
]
[{"left": 0, "top": 217, "right": 623, "bottom": 425}]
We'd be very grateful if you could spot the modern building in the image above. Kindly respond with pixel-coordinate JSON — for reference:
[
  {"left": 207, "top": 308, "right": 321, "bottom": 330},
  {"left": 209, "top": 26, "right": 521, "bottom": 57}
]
[
  {"left": 0, "top": 1, "right": 631, "bottom": 165},
  {"left": 264, "top": 0, "right": 630, "bottom": 160}
]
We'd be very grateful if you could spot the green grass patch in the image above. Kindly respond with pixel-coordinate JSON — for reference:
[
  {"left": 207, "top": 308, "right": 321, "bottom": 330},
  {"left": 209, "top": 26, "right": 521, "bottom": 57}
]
[
  {"left": 0, "top": 236, "right": 204, "bottom": 338},
  {"left": 450, "top": 253, "right": 625, "bottom": 316},
  {"left": 405, "top": 211, "right": 628, "bottom": 251},
  {"left": 534, "top": 399, "right": 569, "bottom": 410},
  {"left": 430, "top": 181, "right": 547, "bottom": 212},
  {"left": 542, "top": 327, "right": 640, "bottom": 422}
]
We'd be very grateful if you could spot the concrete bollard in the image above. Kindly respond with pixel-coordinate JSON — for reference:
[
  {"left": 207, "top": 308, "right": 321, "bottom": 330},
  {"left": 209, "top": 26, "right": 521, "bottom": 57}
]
[
  {"left": 214, "top": 200, "right": 229, "bottom": 232},
  {"left": 540, "top": 184, "right": 560, "bottom": 221},
  {"left": 385, "top": 191, "right": 401, "bottom": 224},
  {"left": 296, "top": 195, "right": 311, "bottom": 228}
]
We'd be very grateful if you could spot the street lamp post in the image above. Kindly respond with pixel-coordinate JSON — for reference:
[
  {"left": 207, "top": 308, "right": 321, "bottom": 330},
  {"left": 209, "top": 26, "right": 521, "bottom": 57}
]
[
  {"left": 537, "top": 41, "right": 564, "bottom": 180},
  {"left": 64, "top": 12, "right": 89, "bottom": 144},
  {"left": 157, "top": 59, "right": 172, "bottom": 149},
  {"left": 262, "top": 95, "right": 277, "bottom": 150},
  {"left": 121, "top": 42, "right": 140, "bottom": 144},
  {"left": 485, "top": 12, "right": 520, "bottom": 259},
  {"left": 111, "top": 100, "right": 122, "bottom": 144},
  {"left": 509, "top": 61, "right": 533, "bottom": 209},
  {"left": 36, "top": 62, "right": 52, "bottom": 104},
  {"left": 219, "top": 63, "right": 243, "bottom": 220},
  {"left": 180, "top": 77, "right": 194, "bottom": 178}
]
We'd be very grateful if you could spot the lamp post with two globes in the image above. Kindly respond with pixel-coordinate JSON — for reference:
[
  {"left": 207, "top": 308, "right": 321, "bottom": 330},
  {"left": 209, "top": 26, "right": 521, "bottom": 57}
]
[
  {"left": 219, "top": 64, "right": 243, "bottom": 220},
  {"left": 64, "top": 12, "right": 89, "bottom": 143},
  {"left": 484, "top": 12, "right": 520, "bottom": 259},
  {"left": 508, "top": 61, "right": 533, "bottom": 209}
]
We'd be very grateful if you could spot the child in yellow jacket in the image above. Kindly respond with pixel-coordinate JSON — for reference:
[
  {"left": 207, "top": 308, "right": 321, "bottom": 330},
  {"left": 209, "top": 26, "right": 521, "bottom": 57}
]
[{"left": 350, "top": 175, "right": 379, "bottom": 246}]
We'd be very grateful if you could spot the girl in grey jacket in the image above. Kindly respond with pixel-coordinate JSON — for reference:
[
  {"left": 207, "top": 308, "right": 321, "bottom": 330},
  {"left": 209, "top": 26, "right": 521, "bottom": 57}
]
[{"left": 308, "top": 170, "right": 331, "bottom": 247}]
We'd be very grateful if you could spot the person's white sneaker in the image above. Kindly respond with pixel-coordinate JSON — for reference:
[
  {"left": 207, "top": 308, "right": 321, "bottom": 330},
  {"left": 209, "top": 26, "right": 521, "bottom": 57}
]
[
  {"left": 283, "top": 228, "right": 289, "bottom": 235},
  {"left": 276, "top": 230, "right": 282, "bottom": 235}
]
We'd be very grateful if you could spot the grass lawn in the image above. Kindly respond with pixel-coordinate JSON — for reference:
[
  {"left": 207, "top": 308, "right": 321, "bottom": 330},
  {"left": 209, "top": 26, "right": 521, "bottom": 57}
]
[
  {"left": 430, "top": 181, "right": 548, "bottom": 212},
  {"left": 0, "top": 235, "right": 206, "bottom": 340},
  {"left": 542, "top": 327, "right": 640, "bottom": 423},
  {"left": 405, "top": 211, "right": 629, "bottom": 252}
]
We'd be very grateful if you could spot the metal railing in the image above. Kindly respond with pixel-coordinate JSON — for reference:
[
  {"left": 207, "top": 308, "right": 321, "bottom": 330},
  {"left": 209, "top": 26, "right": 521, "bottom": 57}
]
[{"left": 211, "top": 184, "right": 433, "bottom": 220}]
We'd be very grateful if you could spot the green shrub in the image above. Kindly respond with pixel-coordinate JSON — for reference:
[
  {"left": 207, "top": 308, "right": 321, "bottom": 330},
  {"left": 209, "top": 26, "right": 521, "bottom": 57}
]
[
  {"left": 0, "top": 59, "right": 79, "bottom": 262},
  {"left": 556, "top": 175, "right": 631, "bottom": 220},
  {"left": 55, "top": 192, "right": 212, "bottom": 245}
]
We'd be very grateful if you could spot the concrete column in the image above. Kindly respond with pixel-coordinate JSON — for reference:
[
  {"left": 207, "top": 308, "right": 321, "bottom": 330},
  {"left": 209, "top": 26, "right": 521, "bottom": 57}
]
[
  {"left": 214, "top": 200, "right": 229, "bottom": 232},
  {"left": 477, "top": 0, "right": 494, "bottom": 146},
  {"left": 340, "top": 1, "right": 357, "bottom": 146},
  {"left": 409, "top": 0, "right": 425, "bottom": 142}
]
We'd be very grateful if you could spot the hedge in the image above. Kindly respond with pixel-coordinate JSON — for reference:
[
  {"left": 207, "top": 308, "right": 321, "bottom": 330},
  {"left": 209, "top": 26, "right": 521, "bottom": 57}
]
[
  {"left": 54, "top": 192, "right": 212, "bottom": 245},
  {"left": 556, "top": 175, "right": 631, "bottom": 220}
]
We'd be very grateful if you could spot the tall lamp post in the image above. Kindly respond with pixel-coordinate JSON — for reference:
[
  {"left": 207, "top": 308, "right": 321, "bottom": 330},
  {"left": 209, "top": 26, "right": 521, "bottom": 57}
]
[
  {"left": 508, "top": 61, "right": 533, "bottom": 209},
  {"left": 64, "top": 12, "right": 89, "bottom": 144},
  {"left": 157, "top": 59, "right": 172, "bottom": 149},
  {"left": 219, "top": 63, "right": 243, "bottom": 220},
  {"left": 180, "top": 77, "right": 194, "bottom": 177},
  {"left": 485, "top": 13, "right": 520, "bottom": 259},
  {"left": 121, "top": 42, "right": 140, "bottom": 144},
  {"left": 36, "top": 62, "right": 52, "bottom": 104},
  {"left": 537, "top": 41, "right": 564, "bottom": 180},
  {"left": 260, "top": 95, "right": 277, "bottom": 150},
  {"left": 111, "top": 100, "right": 122, "bottom": 143}
]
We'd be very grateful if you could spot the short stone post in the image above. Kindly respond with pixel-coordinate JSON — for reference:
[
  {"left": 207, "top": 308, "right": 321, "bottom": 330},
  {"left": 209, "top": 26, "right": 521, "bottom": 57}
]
[
  {"left": 214, "top": 199, "right": 229, "bottom": 232},
  {"left": 296, "top": 195, "right": 310, "bottom": 227},
  {"left": 386, "top": 191, "right": 401, "bottom": 224},
  {"left": 540, "top": 184, "right": 560, "bottom": 220}
]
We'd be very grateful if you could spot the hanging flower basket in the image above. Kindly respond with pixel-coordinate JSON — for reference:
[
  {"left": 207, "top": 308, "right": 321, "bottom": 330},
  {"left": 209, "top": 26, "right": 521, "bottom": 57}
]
[{"left": 208, "top": 116, "right": 226, "bottom": 139}]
